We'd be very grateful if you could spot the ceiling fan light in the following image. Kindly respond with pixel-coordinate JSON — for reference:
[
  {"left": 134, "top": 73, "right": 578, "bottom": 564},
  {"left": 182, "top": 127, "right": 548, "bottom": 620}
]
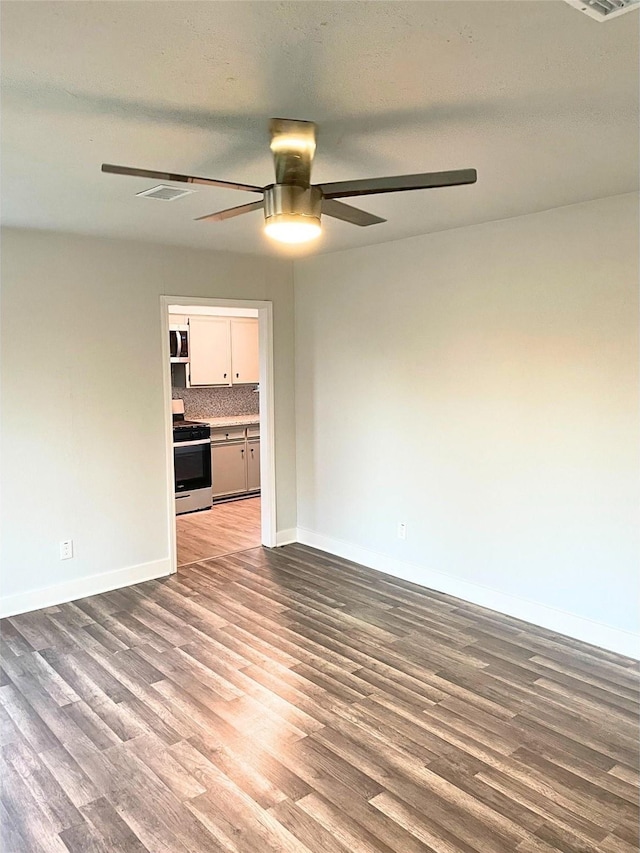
[{"left": 264, "top": 213, "right": 322, "bottom": 244}]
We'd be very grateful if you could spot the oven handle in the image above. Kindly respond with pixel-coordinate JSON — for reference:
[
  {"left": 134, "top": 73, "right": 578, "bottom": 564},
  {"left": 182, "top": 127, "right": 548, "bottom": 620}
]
[
  {"left": 175, "top": 330, "right": 181, "bottom": 360},
  {"left": 173, "top": 438, "right": 211, "bottom": 447}
]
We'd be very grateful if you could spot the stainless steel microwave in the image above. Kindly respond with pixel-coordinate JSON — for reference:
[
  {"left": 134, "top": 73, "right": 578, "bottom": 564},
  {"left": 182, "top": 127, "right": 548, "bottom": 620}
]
[{"left": 170, "top": 325, "right": 189, "bottom": 363}]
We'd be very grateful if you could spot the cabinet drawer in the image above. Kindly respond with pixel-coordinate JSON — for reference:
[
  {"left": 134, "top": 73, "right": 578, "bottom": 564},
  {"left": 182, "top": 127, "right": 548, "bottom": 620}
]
[
  {"left": 211, "top": 426, "right": 246, "bottom": 442},
  {"left": 246, "top": 424, "right": 260, "bottom": 438}
]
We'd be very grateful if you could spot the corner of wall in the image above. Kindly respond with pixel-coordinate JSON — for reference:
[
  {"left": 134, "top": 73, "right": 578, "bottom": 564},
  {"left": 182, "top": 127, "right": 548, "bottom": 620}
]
[{"left": 294, "top": 527, "right": 639, "bottom": 659}]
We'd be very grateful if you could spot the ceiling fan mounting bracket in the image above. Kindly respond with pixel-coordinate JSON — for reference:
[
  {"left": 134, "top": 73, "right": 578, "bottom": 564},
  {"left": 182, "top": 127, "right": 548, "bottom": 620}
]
[{"left": 270, "top": 118, "right": 317, "bottom": 186}]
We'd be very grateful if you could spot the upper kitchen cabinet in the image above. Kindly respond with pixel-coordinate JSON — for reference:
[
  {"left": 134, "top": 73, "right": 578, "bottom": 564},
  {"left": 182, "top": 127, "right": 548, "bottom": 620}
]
[
  {"left": 230, "top": 318, "right": 259, "bottom": 384},
  {"left": 189, "top": 317, "right": 231, "bottom": 386},
  {"left": 189, "top": 316, "right": 259, "bottom": 386}
]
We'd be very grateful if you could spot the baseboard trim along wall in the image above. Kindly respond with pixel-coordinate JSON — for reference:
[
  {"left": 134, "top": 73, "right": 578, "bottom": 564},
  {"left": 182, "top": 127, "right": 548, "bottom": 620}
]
[
  {"left": 3, "top": 532, "right": 637, "bottom": 659},
  {"left": 275, "top": 528, "right": 299, "bottom": 547},
  {"left": 0, "top": 558, "right": 171, "bottom": 619},
  {"left": 295, "top": 527, "right": 640, "bottom": 660}
]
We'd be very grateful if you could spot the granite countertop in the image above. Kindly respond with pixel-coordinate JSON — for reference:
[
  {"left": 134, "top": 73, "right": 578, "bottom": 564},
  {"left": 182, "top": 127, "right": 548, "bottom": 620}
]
[{"left": 192, "top": 415, "right": 260, "bottom": 428}]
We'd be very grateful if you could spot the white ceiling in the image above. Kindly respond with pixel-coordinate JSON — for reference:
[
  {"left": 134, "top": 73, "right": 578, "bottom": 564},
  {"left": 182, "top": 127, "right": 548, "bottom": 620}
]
[{"left": 1, "top": 1, "right": 638, "bottom": 257}]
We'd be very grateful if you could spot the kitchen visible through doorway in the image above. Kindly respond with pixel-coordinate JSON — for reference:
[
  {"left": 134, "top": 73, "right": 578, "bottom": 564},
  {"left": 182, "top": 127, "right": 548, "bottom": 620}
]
[{"left": 162, "top": 296, "right": 277, "bottom": 572}]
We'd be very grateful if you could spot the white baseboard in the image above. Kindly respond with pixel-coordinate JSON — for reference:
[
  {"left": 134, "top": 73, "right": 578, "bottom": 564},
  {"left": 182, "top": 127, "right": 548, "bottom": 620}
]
[
  {"left": 295, "top": 527, "right": 640, "bottom": 660},
  {"left": 0, "top": 558, "right": 171, "bottom": 619},
  {"left": 275, "top": 528, "right": 298, "bottom": 547},
  {"left": 4, "top": 532, "right": 637, "bottom": 660}
]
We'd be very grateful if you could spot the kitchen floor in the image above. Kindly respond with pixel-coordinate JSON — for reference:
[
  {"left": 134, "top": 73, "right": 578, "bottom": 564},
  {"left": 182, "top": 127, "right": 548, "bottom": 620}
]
[{"left": 176, "top": 496, "right": 261, "bottom": 566}]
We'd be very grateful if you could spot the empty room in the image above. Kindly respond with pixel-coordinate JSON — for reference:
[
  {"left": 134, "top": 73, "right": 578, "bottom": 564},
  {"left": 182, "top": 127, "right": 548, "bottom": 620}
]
[{"left": 1, "top": 2, "right": 638, "bottom": 852}]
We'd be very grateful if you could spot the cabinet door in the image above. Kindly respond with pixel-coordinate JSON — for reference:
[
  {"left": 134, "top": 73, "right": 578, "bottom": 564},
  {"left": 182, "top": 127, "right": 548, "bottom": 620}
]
[
  {"left": 230, "top": 318, "right": 259, "bottom": 384},
  {"left": 211, "top": 441, "right": 247, "bottom": 497},
  {"left": 247, "top": 439, "right": 261, "bottom": 492},
  {"left": 189, "top": 317, "right": 231, "bottom": 386},
  {"left": 169, "top": 314, "right": 187, "bottom": 325}
]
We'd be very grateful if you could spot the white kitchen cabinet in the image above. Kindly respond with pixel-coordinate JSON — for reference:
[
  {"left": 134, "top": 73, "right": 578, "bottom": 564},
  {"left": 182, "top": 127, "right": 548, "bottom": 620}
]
[
  {"left": 168, "top": 314, "right": 188, "bottom": 325},
  {"left": 211, "top": 441, "right": 247, "bottom": 498},
  {"left": 188, "top": 316, "right": 258, "bottom": 387},
  {"left": 210, "top": 427, "right": 260, "bottom": 499},
  {"left": 189, "top": 317, "right": 231, "bottom": 386},
  {"left": 230, "top": 319, "right": 260, "bottom": 384},
  {"left": 247, "top": 439, "right": 261, "bottom": 492}
]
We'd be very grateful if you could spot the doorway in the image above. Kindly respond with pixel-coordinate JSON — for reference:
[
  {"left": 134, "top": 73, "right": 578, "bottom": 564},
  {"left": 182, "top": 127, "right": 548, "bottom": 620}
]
[{"left": 161, "top": 296, "right": 276, "bottom": 573}]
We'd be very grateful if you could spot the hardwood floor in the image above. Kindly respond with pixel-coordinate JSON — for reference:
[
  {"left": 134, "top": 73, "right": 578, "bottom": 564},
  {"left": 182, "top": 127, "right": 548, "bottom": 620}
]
[
  {"left": 1, "top": 543, "right": 638, "bottom": 853},
  {"left": 176, "top": 497, "right": 261, "bottom": 566}
]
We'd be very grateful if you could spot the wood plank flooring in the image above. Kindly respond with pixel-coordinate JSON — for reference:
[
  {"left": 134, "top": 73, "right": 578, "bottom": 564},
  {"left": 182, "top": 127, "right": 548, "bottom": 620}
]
[
  {"left": 1, "top": 543, "right": 638, "bottom": 853},
  {"left": 176, "top": 497, "right": 261, "bottom": 566}
]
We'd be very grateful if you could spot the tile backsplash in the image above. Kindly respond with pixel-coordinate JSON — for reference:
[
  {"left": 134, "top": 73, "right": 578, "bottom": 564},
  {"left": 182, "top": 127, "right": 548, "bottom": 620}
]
[{"left": 172, "top": 385, "right": 259, "bottom": 419}]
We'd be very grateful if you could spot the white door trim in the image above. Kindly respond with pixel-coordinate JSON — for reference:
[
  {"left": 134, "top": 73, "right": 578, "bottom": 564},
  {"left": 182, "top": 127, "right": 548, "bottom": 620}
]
[{"left": 160, "top": 295, "right": 277, "bottom": 575}]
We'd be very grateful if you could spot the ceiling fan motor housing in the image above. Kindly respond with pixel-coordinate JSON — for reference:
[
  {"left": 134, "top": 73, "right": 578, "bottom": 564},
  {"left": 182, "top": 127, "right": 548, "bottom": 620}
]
[{"left": 263, "top": 184, "right": 322, "bottom": 230}]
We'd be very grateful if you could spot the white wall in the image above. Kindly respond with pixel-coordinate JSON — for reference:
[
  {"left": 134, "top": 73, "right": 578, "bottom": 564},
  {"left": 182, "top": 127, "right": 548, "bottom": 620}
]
[
  {"left": 294, "top": 193, "right": 639, "bottom": 656},
  {"left": 0, "top": 229, "right": 296, "bottom": 611},
  {"left": 3, "top": 196, "right": 638, "bottom": 656}
]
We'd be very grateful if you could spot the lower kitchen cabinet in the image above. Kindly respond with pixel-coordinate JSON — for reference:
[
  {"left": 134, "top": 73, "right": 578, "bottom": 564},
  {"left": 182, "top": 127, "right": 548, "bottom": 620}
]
[
  {"left": 211, "top": 441, "right": 247, "bottom": 498},
  {"left": 210, "top": 427, "right": 261, "bottom": 499},
  {"left": 247, "top": 439, "right": 261, "bottom": 492}
]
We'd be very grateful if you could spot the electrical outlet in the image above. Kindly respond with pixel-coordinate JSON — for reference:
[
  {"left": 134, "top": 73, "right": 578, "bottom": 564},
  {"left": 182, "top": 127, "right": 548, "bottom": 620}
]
[
  {"left": 397, "top": 522, "right": 407, "bottom": 540},
  {"left": 59, "top": 540, "right": 73, "bottom": 560}
]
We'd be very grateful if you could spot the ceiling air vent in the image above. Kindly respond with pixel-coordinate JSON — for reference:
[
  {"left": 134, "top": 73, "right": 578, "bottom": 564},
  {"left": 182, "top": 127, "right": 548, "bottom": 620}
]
[
  {"left": 563, "top": 0, "right": 639, "bottom": 20},
  {"left": 136, "top": 185, "right": 195, "bottom": 201}
]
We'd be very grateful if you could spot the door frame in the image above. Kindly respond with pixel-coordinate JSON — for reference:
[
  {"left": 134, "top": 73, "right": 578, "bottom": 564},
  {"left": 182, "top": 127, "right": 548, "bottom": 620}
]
[{"left": 160, "top": 295, "right": 277, "bottom": 574}]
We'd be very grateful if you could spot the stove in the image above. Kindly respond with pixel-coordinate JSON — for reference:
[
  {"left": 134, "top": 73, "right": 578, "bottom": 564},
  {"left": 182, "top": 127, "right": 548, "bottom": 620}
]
[
  {"left": 172, "top": 404, "right": 212, "bottom": 514},
  {"left": 173, "top": 417, "right": 211, "bottom": 443}
]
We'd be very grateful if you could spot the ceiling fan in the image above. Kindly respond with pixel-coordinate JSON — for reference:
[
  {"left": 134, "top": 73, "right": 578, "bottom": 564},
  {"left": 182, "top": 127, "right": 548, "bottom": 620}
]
[{"left": 102, "top": 118, "right": 477, "bottom": 244}]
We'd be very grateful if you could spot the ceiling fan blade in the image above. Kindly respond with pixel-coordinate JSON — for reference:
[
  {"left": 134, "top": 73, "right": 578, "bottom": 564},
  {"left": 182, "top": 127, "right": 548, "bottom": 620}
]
[
  {"left": 321, "top": 198, "right": 386, "bottom": 227},
  {"left": 101, "top": 164, "right": 263, "bottom": 193},
  {"left": 318, "top": 168, "right": 477, "bottom": 199},
  {"left": 269, "top": 118, "right": 318, "bottom": 186},
  {"left": 194, "top": 200, "right": 264, "bottom": 222}
]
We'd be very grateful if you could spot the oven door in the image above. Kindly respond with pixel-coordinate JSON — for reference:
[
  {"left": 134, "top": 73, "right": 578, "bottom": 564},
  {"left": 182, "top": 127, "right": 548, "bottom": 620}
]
[{"left": 174, "top": 439, "right": 212, "bottom": 492}]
